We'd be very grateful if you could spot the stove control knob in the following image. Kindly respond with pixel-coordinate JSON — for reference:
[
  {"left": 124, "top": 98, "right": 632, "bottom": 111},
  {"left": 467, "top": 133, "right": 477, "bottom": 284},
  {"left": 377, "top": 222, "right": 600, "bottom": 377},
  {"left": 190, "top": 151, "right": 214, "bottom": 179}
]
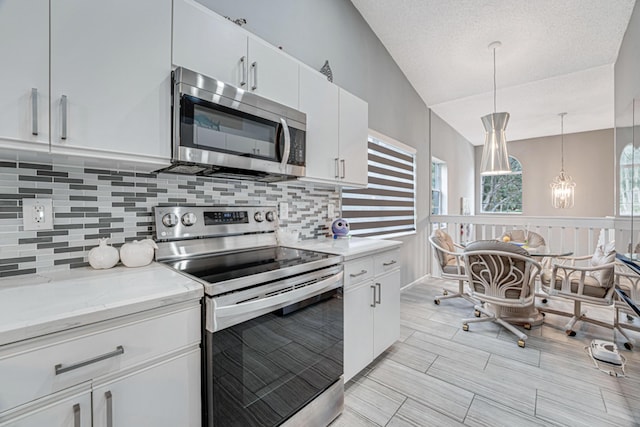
[
  {"left": 254, "top": 211, "right": 264, "bottom": 222},
  {"left": 181, "top": 212, "right": 197, "bottom": 227},
  {"left": 265, "top": 211, "right": 276, "bottom": 222},
  {"left": 162, "top": 213, "right": 179, "bottom": 228}
]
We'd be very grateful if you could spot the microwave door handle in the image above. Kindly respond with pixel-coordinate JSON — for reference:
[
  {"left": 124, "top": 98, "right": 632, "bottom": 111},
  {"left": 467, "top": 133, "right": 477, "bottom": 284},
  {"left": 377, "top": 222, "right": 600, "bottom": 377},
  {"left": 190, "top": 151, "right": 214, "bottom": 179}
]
[{"left": 279, "top": 118, "right": 291, "bottom": 170}]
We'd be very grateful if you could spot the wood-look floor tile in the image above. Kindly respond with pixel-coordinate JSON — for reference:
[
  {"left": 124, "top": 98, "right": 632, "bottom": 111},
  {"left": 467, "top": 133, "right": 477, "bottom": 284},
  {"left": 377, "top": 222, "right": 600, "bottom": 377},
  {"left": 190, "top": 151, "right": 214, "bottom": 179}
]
[
  {"left": 367, "top": 358, "right": 474, "bottom": 422},
  {"left": 381, "top": 340, "right": 438, "bottom": 373},
  {"left": 329, "top": 406, "right": 379, "bottom": 427},
  {"left": 464, "top": 395, "right": 547, "bottom": 427},
  {"left": 600, "top": 388, "right": 640, "bottom": 423},
  {"left": 405, "top": 330, "right": 491, "bottom": 370},
  {"left": 398, "top": 324, "right": 416, "bottom": 342},
  {"left": 427, "top": 355, "right": 537, "bottom": 416},
  {"left": 389, "top": 398, "right": 465, "bottom": 427},
  {"left": 452, "top": 326, "right": 541, "bottom": 366},
  {"left": 536, "top": 389, "right": 636, "bottom": 427},
  {"left": 344, "top": 377, "right": 405, "bottom": 426}
]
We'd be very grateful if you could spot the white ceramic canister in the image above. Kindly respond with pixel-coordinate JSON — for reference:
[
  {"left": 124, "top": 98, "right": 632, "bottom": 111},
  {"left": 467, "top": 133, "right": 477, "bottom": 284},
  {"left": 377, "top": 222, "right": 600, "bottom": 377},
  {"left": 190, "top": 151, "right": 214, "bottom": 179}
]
[
  {"left": 119, "top": 239, "right": 158, "bottom": 268},
  {"left": 88, "top": 238, "right": 120, "bottom": 269}
]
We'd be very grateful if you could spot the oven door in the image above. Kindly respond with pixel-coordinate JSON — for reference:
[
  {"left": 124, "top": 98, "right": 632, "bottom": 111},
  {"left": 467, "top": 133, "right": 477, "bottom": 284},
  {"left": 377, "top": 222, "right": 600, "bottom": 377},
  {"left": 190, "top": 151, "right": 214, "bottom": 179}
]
[{"left": 204, "top": 267, "right": 343, "bottom": 427}]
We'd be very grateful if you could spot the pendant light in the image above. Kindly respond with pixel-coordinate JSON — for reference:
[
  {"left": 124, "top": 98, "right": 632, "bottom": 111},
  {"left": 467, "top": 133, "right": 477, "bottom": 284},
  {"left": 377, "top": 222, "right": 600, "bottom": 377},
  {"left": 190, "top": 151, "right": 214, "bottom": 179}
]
[
  {"left": 550, "top": 112, "right": 576, "bottom": 208},
  {"left": 480, "top": 41, "right": 511, "bottom": 175}
]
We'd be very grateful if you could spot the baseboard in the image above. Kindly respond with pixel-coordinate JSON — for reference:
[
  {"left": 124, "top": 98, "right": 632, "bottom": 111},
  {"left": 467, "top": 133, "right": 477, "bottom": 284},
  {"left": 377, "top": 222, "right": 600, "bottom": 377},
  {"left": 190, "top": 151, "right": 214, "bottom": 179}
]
[{"left": 401, "top": 274, "right": 432, "bottom": 291}]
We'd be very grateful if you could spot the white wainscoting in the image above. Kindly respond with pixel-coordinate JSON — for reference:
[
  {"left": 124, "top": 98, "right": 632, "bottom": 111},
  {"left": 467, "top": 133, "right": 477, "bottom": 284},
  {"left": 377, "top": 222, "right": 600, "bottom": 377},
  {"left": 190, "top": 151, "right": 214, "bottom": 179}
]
[{"left": 429, "top": 215, "right": 632, "bottom": 277}]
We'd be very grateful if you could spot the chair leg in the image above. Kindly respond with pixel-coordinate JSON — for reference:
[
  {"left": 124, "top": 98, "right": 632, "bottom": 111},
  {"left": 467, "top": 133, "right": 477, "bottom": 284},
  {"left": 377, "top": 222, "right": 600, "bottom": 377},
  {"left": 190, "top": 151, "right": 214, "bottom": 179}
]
[
  {"left": 461, "top": 305, "right": 527, "bottom": 348},
  {"left": 615, "top": 307, "right": 635, "bottom": 350},
  {"left": 434, "top": 280, "right": 476, "bottom": 305}
]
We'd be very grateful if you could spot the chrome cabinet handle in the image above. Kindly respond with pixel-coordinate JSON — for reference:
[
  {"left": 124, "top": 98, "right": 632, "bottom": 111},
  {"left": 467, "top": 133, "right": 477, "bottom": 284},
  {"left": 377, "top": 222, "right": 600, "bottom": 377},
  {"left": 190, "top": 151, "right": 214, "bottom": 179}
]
[
  {"left": 251, "top": 61, "right": 258, "bottom": 90},
  {"left": 240, "top": 56, "right": 247, "bottom": 87},
  {"left": 340, "top": 159, "right": 346, "bottom": 179},
  {"left": 280, "top": 118, "right": 290, "bottom": 170},
  {"left": 375, "top": 282, "right": 381, "bottom": 304},
  {"left": 383, "top": 260, "right": 397, "bottom": 266},
  {"left": 334, "top": 158, "right": 340, "bottom": 178},
  {"left": 60, "top": 95, "right": 68, "bottom": 140},
  {"left": 55, "top": 346, "right": 124, "bottom": 375},
  {"left": 31, "top": 88, "right": 38, "bottom": 135},
  {"left": 370, "top": 285, "right": 376, "bottom": 307},
  {"left": 73, "top": 403, "right": 81, "bottom": 427},
  {"left": 350, "top": 269, "right": 367, "bottom": 278},
  {"left": 105, "top": 391, "right": 113, "bottom": 427}
]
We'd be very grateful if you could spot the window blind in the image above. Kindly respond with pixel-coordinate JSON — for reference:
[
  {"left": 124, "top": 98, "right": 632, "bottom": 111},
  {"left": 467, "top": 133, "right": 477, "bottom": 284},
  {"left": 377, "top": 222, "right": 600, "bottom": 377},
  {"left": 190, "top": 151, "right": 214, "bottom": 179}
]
[{"left": 342, "top": 135, "right": 416, "bottom": 238}]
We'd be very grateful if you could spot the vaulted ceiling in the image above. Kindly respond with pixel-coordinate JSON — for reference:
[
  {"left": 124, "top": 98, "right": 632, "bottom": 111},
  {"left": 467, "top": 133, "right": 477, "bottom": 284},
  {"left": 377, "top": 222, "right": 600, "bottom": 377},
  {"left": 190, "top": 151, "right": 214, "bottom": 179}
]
[{"left": 350, "top": 0, "right": 637, "bottom": 145}]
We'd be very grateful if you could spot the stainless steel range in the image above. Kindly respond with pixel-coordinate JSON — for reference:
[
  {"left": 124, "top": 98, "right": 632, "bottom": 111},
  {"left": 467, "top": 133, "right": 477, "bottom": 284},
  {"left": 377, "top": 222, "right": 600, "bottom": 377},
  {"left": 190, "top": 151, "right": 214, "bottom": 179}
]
[{"left": 154, "top": 205, "right": 344, "bottom": 427}]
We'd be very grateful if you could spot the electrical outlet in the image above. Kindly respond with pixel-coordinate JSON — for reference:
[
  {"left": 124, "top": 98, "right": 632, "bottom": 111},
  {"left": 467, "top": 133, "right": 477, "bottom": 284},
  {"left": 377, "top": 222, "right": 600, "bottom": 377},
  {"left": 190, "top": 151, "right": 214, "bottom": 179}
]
[
  {"left": 23, "top": 198, "right": 53, "bottom": 231},
  {"left": 279, "top": 202, "right": 289, "bottom": 220}
]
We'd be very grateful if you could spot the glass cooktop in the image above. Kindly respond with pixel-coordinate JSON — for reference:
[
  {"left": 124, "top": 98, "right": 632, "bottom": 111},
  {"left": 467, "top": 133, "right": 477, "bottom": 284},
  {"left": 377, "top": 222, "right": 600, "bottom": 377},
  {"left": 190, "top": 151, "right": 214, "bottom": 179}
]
[{"left": 163, "top": 246, "right": 337, "bottom": 286}]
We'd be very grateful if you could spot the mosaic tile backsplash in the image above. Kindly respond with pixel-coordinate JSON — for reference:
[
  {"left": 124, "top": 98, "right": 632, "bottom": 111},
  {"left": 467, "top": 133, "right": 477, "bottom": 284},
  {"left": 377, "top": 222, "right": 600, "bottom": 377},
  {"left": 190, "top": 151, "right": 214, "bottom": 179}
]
[{"left": 0, "top": 161, "right": 340, "bottom": 278}]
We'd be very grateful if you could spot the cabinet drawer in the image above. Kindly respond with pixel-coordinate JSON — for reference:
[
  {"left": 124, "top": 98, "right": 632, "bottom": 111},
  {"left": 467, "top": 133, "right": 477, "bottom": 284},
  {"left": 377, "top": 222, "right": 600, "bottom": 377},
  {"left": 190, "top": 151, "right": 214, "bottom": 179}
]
[
  {"left": 344, "top": 257, "right": 374, "bottom": 288},
  {"left": 0, "top": 302, "right": 200, "bottom": 413},
  {"left": 374, "top": 249, "right": 401, "bottom": 276}
]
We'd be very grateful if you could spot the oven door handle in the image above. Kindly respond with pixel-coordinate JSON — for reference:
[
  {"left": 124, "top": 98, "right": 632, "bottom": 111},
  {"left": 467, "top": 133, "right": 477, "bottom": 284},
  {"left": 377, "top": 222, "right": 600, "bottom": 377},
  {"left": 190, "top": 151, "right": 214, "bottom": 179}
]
[{"left": 207, "top": 271, "right": 343, "bottom": 332}]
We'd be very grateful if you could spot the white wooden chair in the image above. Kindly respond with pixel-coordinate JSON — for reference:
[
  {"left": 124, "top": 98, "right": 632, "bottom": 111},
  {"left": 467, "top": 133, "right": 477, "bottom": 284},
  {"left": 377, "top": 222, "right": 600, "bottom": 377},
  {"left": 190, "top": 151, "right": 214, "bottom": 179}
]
[
  {"left": 538, "top": 240, "right": 617, "bottom": 337},
  {"left": 462, "top": 240, "right": 542, "bottom": 348},
  {"left": 429, "top": 229, "right": 475, "bottom": 305}
]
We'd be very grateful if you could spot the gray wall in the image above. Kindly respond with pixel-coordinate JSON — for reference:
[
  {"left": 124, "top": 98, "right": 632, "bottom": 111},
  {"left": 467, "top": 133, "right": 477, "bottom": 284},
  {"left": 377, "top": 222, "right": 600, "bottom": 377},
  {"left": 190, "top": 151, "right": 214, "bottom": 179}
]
[
  {"left": 474, "top": 129, "right": 614, "bottom": 217},
  {"left": 430, "top": 111, "right": 476, "bottom": 215},
  {"left": 199, "top": 0, "right": 432, "bottom": 284},
  {"left": 615, "top": 0, "right": 640, "bottom": 254}
]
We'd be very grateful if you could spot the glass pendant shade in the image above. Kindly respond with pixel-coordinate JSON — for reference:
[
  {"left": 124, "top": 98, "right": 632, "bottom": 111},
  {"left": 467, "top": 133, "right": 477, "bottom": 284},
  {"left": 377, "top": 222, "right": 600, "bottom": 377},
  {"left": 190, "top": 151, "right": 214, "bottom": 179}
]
[
  {"left": 551, "top": 171, "right": 575, "bottom": 208},
  {"left": 480, "top": 112, "right": 511, "bottom": 175}
]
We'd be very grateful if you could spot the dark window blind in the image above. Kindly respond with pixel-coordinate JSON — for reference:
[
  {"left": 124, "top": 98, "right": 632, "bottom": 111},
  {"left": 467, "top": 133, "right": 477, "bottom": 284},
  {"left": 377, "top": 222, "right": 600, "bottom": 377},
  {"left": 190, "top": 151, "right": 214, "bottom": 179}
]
[{"left": 342, "top": 136, "right": 416, "bottom": 238}]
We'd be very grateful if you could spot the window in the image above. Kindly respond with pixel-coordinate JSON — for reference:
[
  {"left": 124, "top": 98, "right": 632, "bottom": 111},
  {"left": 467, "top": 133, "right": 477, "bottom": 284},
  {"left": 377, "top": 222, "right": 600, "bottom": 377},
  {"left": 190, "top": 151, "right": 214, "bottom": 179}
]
[
  {"left": 342, "top": 132, "right": 416, "bottom": 238},
  {"left": 481, "top": 156, "right": 522, "bottom": 213},
  {"left": 432, "top": 159, "right": 446, "bottom": 215},
  {"left": 620, "top": 143, "right": 640, "bottom": 215}
]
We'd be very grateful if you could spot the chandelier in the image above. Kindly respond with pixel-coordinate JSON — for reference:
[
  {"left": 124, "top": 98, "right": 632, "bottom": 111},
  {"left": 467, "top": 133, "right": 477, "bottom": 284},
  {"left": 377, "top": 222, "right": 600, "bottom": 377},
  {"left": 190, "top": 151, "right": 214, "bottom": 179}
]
[
  {"left": 550, "top": 113, "right": 576, "bottom": 208},
  {"left": 480, "top": 41, "right": 510, "bottom": 175}
]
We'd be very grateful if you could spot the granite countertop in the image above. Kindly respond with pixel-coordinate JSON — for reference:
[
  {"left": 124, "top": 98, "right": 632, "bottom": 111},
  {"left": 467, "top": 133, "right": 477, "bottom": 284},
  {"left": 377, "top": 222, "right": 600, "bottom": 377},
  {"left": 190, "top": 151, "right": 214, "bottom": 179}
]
[
  {"left": 285, "top": 236, "right": 402, "bottom": 261},
  {"left": 0, "top": 263, "right": 204, "bottom": 346}
]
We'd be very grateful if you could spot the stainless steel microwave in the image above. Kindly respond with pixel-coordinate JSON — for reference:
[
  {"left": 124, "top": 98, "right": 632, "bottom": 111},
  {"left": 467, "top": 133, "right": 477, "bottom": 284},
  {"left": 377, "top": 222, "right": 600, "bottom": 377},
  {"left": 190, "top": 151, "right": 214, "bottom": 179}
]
[{"left": 161, "top": 67, "right": 306, "bottom": 182}]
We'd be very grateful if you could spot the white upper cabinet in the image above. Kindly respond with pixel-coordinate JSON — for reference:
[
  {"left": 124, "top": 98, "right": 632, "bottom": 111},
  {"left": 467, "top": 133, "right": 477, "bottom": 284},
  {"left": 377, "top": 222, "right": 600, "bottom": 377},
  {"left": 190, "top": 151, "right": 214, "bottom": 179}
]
[
  {"left": 338, "top": 89, "right": 369, "bottom": 187},
  {"left": 299, "top": 66, "right": 369, "bottom": 187},
  {"left": 299, "top": 66, "right": 340, "bottom": 181},
  {"left": 50, "top": 0, "right": 172, "bottom": 164},
  {"left": 173, "top": 0, "right": 299, "bottom": 108},
  {"left": 0, "top": 0, "right": 50, "bottom": 149}
]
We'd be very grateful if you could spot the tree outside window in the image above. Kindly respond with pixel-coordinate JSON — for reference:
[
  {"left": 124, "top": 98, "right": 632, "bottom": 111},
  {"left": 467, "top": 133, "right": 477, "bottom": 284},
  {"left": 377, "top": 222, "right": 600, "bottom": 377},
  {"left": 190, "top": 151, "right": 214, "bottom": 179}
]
[
  {"left": 481, "top": 156, "right": 522, "bottom": 213},
  {"left": 620, "top": 143, "right": 640, "bottom": 216}
]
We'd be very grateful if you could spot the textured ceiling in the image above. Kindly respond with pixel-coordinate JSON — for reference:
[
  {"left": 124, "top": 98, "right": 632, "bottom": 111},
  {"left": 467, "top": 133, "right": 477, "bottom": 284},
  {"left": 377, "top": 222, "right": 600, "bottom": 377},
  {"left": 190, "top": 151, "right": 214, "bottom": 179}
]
[{"left": 350, "top": 0, "right": 636, "bottom": 145}]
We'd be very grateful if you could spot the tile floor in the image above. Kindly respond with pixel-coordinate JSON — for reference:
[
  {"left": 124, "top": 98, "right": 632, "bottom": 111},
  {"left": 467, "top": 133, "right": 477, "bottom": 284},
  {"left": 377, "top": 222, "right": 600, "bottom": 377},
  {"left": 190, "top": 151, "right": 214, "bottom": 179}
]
[{"left": 331, "top": 277, "right": 640, "bottom": 426}]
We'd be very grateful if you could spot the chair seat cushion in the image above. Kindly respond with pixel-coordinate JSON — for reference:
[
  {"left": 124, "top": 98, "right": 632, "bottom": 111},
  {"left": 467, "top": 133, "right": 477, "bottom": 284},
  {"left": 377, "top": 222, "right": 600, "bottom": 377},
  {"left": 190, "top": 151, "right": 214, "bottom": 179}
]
[
  {"left": 540, "top": 270, "right": 608, "bottom": 298},
  {"left": 442, "top": 262, "right": 464, "bottom": 275}
]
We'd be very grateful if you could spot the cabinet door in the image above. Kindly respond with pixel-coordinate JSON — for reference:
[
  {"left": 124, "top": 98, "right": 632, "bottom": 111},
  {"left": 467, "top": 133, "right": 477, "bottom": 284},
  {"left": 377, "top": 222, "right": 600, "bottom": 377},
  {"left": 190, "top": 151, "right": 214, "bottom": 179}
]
[
  {"left": 247, "top": 37, "right": 299, "bottom": 108},
  {"left": 92, "top": 350, "right": 201, "bottom": 427},
  {"left": 172, "top": 0, "right": 247, "bottom": 88},
  {"left": 299, "top": 66, "right": 340, "bottom": 183},
  {"left": 0, "top": 0, "right": 49, "bottom": 148},
  {"left": 343, "top": 280, "right": 375, "bottom": 382},
  {"left": 373, "top": 270, "right": 401, "bottom": 357},
  {"left": 338, "top": 89, "right": 369, "bottom": 187},
  {"left": 0, "top": 388, "right": 91, "bottom": 427},
  {"left": 50, "top": 0, "right": 171, "bottom": 163}
]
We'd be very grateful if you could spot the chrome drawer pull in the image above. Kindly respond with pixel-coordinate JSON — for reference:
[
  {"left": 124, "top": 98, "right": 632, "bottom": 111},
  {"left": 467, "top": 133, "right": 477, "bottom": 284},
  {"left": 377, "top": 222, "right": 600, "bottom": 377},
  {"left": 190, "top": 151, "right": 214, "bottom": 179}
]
[
  {"left": 334, "top": 158, "right": 340, "bottom": 178},
  {"left": 350, "top": 269, "right": 367, "bottom": 278},
  {"left": 106, "top": 391, "right": 113, "bottom": 427},
  {"left": 31, "top": 88, "right": 38, "bottom": 135},
  {"left": 55, "top": 346, "right": 124, "bottom": 375},
  {"left": 251, "top": 61, "right": 258, "bottom": 90},
  {"left": 240, "top": 56, "right": 247, "bottom": 87},
  {"left": 383, "top": 260, "right": 397, "bottom": 266},
  {"left": 370, "top": 285, "right": 376, "bottom": 307},
  {"left": 73, "top": 403, "right": 81, "bottom": 427},
  {"left": 375, "top": 282, "right": 381, "bottom": 304},
  {"left": 60, "top": 95, "right": 68, "bottom": 140}
]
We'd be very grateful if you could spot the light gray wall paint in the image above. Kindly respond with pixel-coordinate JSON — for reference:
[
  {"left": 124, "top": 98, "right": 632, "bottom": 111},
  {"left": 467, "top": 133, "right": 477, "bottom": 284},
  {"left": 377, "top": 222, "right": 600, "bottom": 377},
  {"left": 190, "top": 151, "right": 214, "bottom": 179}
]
[
  {"left": 474, "top": 128, "right": 614, "bottom": 217},
  {"left": 430, "top": 111, "right": 475, "bottom": 215},
  {"left": 615, "top": 0, "right": 640, "bottom": 254},
  {"left": 196, "top": 0, "right": 433, "bottom": 283}
]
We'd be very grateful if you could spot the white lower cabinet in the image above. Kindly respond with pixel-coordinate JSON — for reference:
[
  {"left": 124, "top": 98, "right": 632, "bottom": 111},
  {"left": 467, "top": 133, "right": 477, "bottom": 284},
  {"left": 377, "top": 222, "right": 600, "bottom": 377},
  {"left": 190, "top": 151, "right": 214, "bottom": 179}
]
[
  {"left": 0, "top": 301, "right": 201, "bottom": 427},
  {"left": 344, "top": 249, "right": 401, "bottom": 382},
  {"left": 92, "top": 350, "right": 201, "bottom": 427}
]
